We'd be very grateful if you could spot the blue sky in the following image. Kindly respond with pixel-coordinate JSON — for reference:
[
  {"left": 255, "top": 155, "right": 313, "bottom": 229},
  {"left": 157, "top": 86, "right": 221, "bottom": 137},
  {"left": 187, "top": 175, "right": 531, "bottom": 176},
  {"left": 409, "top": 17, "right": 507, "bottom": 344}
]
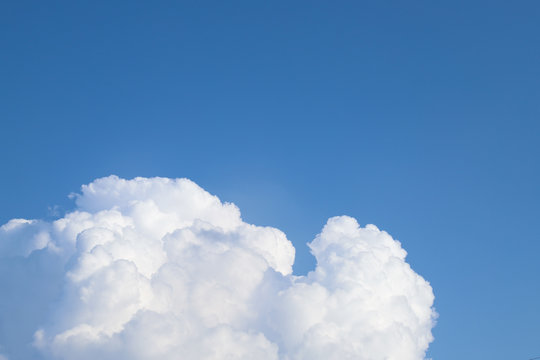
[{"left": 1, "top": 1, "right": 539, "bottom": 359}]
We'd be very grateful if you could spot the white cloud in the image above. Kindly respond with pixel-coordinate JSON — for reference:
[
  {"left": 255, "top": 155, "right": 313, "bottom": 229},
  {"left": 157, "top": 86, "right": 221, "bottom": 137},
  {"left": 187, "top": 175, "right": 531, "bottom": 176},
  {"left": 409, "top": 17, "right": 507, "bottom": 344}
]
[{"left": 0, "top": 176, "right": 436, "bottom": 359}]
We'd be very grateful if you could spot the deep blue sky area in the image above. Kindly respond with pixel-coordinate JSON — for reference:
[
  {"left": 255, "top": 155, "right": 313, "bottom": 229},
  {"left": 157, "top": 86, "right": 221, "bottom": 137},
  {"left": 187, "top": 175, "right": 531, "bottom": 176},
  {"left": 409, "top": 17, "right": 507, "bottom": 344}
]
[{"left": 1, "top": 1, "right": 539, "bottom": 359}]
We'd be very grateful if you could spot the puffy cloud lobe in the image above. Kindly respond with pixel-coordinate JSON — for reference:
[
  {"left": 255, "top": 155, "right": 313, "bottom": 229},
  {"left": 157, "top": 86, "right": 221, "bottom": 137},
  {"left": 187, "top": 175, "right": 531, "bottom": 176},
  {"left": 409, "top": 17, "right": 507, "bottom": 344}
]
[{"left": 0, "top": 176, "right": 436, "bottom": 359}]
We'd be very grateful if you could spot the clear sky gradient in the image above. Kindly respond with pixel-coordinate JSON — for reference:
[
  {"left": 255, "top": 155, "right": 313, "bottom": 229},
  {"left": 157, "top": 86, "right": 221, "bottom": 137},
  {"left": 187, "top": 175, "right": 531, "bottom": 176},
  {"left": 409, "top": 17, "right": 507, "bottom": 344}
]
[{"left": 1, "top": 1, "right": 539, "bottom": 359}]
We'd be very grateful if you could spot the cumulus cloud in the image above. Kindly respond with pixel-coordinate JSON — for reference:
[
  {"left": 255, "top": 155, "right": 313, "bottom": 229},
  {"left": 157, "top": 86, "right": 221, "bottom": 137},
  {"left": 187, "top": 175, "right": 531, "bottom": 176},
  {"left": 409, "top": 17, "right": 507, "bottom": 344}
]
[{"left": 0, "top": 176, "right": 436, "bottom": 359}]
